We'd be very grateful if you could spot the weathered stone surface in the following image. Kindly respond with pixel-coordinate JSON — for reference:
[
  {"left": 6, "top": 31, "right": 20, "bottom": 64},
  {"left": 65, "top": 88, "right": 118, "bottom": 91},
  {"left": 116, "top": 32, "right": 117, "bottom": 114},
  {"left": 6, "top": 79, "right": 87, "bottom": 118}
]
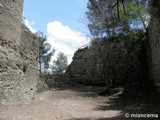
[
  {"left": 0, "top": 0, "right": 23, "bottom": 49},
  {"left": 66, "top": 36, "right": 151, "bottom": 87},
  {"left": 19, "top": 24, "right": 39, "bottom": 102},
  {"left": 0, "top": 0, "right": 39, "bottom": 104},
  {"left": 148, "top": 2, "right": 160, "bottom": 88},
  {"left": 66, "top": 37, "right": 131, "bottom": 85},
  {"left": 37, "top": 78, "right": 48, "bottom": 92}
]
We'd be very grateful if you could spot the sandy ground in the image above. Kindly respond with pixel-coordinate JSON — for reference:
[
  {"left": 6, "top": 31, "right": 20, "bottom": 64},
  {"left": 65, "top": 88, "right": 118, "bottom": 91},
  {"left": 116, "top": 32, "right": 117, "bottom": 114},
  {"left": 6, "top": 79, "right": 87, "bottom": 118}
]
[{"left": 0, "top": 86, "right": 160, "bottom": 120}]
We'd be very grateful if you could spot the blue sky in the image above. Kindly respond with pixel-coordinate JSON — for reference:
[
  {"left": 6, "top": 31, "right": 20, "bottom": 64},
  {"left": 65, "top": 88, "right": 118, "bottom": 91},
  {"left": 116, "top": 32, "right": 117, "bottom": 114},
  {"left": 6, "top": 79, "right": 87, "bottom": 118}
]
[
  {"left": 23, "top": 0, "right": 89, "bottom": 35},
  {"left": 23, "top": 0, "right": 90, "bottom": 64}
]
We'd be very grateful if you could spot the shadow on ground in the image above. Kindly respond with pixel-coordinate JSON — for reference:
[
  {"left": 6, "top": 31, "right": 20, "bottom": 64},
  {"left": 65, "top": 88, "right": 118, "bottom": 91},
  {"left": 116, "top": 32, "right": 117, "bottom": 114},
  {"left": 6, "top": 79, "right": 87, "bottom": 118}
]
[
  {"left": 94, "top": 92, "right": 160, "bottom": 120},
  {"left": 68, "top": 116, "right": 124, "bottom": 120},
  {"left": 63, "top": 85, "right": 160, "bottom": 120},
  {"left": 56, "top": 85, "right": 107, "bottom": 97}
]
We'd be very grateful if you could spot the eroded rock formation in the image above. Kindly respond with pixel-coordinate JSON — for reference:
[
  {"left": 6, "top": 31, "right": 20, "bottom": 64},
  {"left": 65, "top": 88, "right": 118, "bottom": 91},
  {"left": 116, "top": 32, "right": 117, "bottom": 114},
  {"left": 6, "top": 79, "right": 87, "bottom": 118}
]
[
  {"left": 66, "top": 37, "right": 144, "bottom": 86},
  {"left": 0, "top": 0, "right": 39, "bottom": 104}
]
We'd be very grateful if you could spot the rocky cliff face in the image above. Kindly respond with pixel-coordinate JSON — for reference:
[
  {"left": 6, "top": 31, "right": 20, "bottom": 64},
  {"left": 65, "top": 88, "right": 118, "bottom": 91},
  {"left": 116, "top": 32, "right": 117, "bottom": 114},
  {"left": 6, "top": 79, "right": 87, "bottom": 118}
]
[
  {"left": 19, "top": 24, "right": 39, "bottom": 102},
  {"left": 0, "top": 0, "right": 39, "bottom": 104},
  {"left": 148, "top": 1, "right": 160, "bottom": 89},
  {"left": 66, "top": 44, "right": 104, "bottom": 85},
  {"left": 66, "top": 37, "right": 143, "bottom": 86}
]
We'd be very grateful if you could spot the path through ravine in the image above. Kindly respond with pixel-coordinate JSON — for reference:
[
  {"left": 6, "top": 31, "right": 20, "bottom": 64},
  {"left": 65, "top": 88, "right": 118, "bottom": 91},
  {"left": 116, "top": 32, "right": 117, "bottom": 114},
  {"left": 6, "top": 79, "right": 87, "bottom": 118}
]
[{"left": 0, "top": 86, "right": 160, "bottom": 120}]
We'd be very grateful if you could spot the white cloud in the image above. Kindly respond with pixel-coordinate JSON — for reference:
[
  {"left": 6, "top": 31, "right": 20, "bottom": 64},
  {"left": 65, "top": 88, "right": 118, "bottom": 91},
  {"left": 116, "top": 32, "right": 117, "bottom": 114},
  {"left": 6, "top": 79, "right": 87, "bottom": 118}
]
[
  {"left": 22, "top": 20, "right": 90, "bottom": 65},
  {"left": 47, "top": 21, "right": 90, "bottom": 64},
  {"left": 23, "top": 19, "right": 37, "bottom": 33}
]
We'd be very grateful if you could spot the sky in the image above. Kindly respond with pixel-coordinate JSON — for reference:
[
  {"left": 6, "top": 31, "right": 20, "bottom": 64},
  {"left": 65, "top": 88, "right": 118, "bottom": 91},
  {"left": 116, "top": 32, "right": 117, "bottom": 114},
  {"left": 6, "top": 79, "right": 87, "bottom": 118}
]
[{"left": 23, "top": 0, "right": 90, "bottom": 64}]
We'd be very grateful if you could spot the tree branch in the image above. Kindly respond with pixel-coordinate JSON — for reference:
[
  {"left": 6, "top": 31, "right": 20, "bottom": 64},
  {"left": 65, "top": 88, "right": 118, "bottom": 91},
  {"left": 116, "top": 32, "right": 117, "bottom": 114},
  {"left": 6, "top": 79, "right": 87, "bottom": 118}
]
[
  {"left": 122, "top": 0, "right": 126, "bottom": 14},
  {"left": 117, "top": 0, "right": 120, "bottom": 20}
]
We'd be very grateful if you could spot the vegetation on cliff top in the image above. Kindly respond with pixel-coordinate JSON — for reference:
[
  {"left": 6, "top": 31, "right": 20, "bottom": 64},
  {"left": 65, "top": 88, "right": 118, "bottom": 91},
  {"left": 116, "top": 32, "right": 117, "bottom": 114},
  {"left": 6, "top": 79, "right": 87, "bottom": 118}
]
[{"left": 85, "top": 0, "right": 154, "bottom": 93}]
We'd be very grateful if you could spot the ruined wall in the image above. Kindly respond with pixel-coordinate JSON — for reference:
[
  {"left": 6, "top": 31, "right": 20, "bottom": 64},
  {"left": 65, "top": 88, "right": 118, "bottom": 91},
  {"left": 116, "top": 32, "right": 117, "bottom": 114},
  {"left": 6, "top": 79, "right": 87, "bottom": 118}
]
[
  {"left": 66, "top": 37, "right": 141, "bottom": 86},
  {"left": 0, "top": 0, "right": 38, "bottom": 104}
]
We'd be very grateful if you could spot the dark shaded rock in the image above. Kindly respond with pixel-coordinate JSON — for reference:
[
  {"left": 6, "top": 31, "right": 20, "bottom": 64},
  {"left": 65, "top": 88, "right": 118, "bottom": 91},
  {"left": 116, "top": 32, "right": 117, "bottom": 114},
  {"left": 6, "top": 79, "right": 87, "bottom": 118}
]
[{"left": 66, "top": 36, "right": 150, "bottom": 89}]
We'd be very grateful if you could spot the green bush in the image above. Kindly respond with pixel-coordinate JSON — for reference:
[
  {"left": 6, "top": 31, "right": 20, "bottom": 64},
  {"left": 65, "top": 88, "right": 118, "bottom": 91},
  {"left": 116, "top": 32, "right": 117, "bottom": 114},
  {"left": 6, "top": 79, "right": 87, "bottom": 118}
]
[
  {"left": 22, "top": 62, "right": 29, "bottom": 73},
  {"left": 90, "top": 38, "right": 98, "bottom": 45}
]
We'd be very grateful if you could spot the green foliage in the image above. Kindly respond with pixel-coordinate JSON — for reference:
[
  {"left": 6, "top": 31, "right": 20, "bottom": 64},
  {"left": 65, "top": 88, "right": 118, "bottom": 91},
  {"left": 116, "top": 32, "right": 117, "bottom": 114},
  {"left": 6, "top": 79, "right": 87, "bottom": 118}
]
[
  {"left": 129, "top": 29, "right": 146, "bottom": 40},
  {"left": 118, "top": 0, "right": 149, "bottom": 30},
  {"left": 86, "top": 0, "right": 119, "bottom": 37},
  {"left": 22, "top": 62, "right": 29, "bottom": 73},
  {"left": 90, "top": 38, "right": 98, "bottom": 45},
  {"left": 86, "top": 0, "right": 152, "bottom": 92},
  {"left": 53, "top": 52, "right": 68, "bottom": 73},
  {"left": 86, "top": 0, "right": 149, "bottom": 38},
  {"left": 38, "top": 32, "right": 55, "bottom": 74}
]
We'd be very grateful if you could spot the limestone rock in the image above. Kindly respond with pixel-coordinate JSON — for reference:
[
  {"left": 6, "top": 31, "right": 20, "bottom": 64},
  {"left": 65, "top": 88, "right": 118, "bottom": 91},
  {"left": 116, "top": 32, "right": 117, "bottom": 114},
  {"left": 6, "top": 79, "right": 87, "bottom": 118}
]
[
  {"left": 66, "top": 37, "right": 143, "bottom": 86},
  {"left": 0, "top": 0, "right": 38, "bottom": 104}
]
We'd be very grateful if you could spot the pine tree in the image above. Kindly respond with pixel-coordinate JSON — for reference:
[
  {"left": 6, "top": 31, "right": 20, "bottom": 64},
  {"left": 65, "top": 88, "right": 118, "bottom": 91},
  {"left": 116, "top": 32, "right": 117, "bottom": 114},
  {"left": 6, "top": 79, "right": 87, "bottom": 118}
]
[
  {"left": 53, "top": 52, "right": 68, "bottom": 74},
  {"left": 38, "top": 32, "right": 54, "bottom": 74},
  {"left": 86, "top": 0, "right": 149, "bottom": 38}
]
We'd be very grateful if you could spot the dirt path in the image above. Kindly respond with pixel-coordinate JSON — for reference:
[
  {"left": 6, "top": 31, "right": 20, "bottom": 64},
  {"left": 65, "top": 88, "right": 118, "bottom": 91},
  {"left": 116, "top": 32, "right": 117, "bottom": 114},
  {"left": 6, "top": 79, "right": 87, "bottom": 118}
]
[
  {"left": 0, "top": 86, "right": 160, "bottom": 120},
  {"left": 0, "top": 86, "right": 123, "bottom": 120}
]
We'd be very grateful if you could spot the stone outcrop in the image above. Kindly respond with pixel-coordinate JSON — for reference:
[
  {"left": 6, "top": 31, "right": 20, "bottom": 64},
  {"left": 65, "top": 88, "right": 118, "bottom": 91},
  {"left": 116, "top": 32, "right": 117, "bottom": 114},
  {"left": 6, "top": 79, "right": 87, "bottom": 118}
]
[
  {"left": 0, "top": 0, "right": 39, "bottom": 104},
  {"left": 66, "top": 45, "right": 104, "bottom": 85},
  {"left": 66, "top": 37, "right": 143, "bottom": 86}
]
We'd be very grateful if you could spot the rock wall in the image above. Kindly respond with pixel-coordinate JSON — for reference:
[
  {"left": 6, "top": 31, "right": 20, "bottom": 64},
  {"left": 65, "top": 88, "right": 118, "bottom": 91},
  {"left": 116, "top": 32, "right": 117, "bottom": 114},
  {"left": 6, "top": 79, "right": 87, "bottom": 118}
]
[
  {"left": 66, "top": 37, "right": 143, "bottom": 86},
  {"left": 19, "top": 24, "right": 39, "bottom": 101},
  {"left": 148, "top": 0, "right": 160, "bottom": 88},
  {"left": 66, "top": 44, "right": 104, "bottom": 85},
  {"left": 0, "top": 0, "right": 39, "bottom": 104},
  {"left": 0, "top": 0, "right": 23, "bottom": 48}
]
